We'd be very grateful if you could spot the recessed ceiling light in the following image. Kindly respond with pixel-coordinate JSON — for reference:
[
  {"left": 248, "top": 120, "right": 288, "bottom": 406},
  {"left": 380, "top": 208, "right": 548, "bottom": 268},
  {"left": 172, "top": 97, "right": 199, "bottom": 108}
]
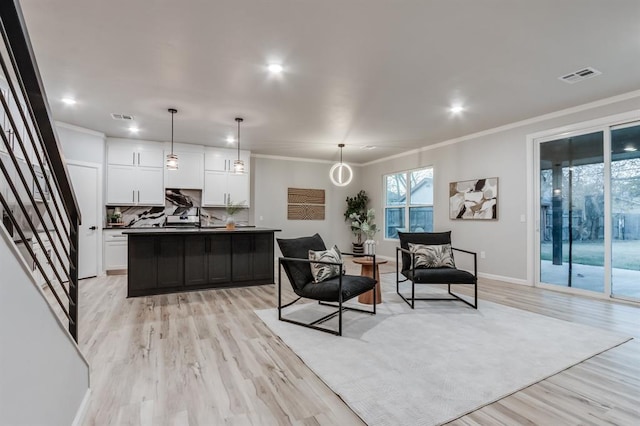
[
  {"left": 360, "top": 145, "right": 377, "bottom": 150},
  {"left": 226, "top": 136, "right": 235, "bottom": 144},
  {"left": 267, "top": 63, "right": 284, "bottom": 73},
  {"left": 450, "top": 105, "right": 464, "bottom": 114},
  {"left": 624, "top": 146, "right": 637, "bottom": 152},
  {"left": 128, "top": 126, "right": 140, "bottom": 133},
  {"left": 61, "top": 97, "right": 77, "bottom": 105}
]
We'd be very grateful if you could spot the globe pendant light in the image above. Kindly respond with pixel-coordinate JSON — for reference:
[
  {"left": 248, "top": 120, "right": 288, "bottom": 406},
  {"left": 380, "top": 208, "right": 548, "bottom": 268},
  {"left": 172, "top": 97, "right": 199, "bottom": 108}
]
[
  {"left": 166, "top": 108, "right": 178, "bottom": 170},
  {"left": 233, "top": 117, "right": 245, "bottom": 174},
  {"left": 329, "top": 143, "right": 353, "bottom": 186}
]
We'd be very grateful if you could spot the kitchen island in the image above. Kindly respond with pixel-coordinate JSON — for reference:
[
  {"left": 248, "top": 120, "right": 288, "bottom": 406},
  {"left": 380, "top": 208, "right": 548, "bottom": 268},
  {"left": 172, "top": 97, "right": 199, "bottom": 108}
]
[{"left": 123, "top": 227, "right": 280, "bottom": 297}]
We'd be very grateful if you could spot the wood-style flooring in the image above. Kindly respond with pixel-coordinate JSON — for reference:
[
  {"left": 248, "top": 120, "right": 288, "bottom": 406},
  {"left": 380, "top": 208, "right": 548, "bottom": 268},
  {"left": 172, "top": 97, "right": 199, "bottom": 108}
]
[{"left": 75, "top": 262, "right": 640, "bottom": 425}]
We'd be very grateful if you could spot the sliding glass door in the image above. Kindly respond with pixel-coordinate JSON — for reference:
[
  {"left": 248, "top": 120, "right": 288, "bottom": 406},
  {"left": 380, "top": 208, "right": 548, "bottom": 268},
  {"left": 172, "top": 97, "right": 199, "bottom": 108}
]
[
  {"left": 536, "top": 119, "right": 640, "bottom": 301},
  {"left": 539, "top": 131, "right": 605, "bottom": 293},
  {"left": 611, "top": 123, "right": 640, "bottom": 300}
]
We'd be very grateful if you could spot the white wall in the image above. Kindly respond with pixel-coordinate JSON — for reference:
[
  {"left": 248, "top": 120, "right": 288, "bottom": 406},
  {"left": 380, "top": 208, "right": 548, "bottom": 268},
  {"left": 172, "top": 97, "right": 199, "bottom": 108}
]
[
  {"left": 252, "top": 156, "right": 362, "bottom": 252},
  {"left": 361, "top": 93, "right": 640, "bottom": 283},
  {"left": 56, "top": 123, "right": 106, "bottom": 166},
  {"left": 0, "top": 229, "right": 89, "bottom": 426}
]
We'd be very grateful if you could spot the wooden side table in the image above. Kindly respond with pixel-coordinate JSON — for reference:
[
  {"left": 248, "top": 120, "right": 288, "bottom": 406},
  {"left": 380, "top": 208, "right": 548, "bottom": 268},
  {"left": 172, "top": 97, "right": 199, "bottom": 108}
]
[{"left": 353, "top": 257, "right": 387, "bottom": 304}]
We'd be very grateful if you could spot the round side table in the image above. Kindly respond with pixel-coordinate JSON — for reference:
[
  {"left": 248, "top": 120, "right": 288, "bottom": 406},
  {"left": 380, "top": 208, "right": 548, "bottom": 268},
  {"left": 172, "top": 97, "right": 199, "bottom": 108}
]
[{"left": 353, "top": 257, "right": 387, "bottom": 304}]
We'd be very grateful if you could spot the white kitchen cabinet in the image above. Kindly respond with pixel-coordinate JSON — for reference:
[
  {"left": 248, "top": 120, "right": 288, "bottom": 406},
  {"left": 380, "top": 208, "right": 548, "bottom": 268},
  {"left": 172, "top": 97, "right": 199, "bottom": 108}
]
[
  {"left": 227, "top": 172, "right": 250, "bottom": 205},
  {"left": 203, "top": 171, "right": 227, "bottom": 206},
  {"left": 205, "top": 148, "right": 250, "bottom": 172},
  {"left": 106, "top": 139, "right": 165, "bottom": 206},
  {"left": 106, "top": 165, "right": 164, "bottom": 206},
  {"left": 108, "top": 141, "right": 164, "bottom": 167},
  {"left": 137, "top": 167, "right": 164, "bottom": 205},
  {"left": 203, "top": 170, "right": 250, "bottom": 207},
  {"left": 103, "top": 229, "right": 128, "bottom": 272},
  {"left": 164, "top": 151, "right": 204, "bottom": 189},
  {"left": 106, "top": 165, "right": 137, "bottom": 204}
]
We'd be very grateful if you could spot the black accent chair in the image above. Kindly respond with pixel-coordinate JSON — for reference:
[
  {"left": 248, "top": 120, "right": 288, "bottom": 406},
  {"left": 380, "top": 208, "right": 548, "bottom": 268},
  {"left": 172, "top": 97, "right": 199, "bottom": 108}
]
[
  {"left": 277, "top": 233, "right": 377, "bottom": 336},
  {"left": 396, "top": 231, "right": 477, "bottom": 309}
]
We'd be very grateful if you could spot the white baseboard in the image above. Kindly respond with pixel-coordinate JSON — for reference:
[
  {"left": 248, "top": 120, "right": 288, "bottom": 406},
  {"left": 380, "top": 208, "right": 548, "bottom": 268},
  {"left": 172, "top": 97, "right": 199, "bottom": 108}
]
[
  {"left": 72, "top": 388, "right": 91, "bottom": 426},
  {"left": 477, "top": 272, "right": 530, "bottom": 286}
]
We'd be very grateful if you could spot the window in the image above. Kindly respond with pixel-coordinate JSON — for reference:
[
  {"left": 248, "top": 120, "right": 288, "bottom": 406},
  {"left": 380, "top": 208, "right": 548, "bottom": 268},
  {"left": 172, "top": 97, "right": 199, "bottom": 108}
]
[{"left": 384, "top": 167, "right": 433, "bottom": 239}]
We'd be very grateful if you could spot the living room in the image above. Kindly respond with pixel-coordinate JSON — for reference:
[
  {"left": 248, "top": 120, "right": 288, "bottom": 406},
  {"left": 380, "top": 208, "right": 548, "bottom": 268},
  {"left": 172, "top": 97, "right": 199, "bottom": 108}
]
[{"left": 1, "top": 1, "right": 639, "bottom": 425}]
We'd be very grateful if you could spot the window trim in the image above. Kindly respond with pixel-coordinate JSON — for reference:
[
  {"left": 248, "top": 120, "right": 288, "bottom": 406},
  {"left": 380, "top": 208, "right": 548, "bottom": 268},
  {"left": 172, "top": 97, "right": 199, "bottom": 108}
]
[{"left": 383, "top": 166, "right": 434, "bottom": 241}]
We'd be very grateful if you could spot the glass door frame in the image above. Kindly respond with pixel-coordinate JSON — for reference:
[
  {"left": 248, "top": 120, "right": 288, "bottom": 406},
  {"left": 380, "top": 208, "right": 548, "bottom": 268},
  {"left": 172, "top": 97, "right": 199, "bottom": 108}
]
[{"left": 530, "top": 109, "right": 640, "bottom": 301}]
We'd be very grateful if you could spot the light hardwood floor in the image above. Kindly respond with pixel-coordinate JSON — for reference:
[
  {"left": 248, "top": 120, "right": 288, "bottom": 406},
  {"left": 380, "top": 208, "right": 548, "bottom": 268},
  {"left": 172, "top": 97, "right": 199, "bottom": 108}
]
[{"left": 75, "top": 263, "right": 640, "bottom": 425}]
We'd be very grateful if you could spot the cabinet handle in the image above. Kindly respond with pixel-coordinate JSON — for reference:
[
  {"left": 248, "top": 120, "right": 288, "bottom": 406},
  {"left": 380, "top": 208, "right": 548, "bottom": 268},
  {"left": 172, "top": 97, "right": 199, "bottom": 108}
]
[
  {"left": 132, "top": 190, "right": 135, "bottom": 203},
  {"left": 132, "top": 152, "right": 135, "bottom": 165},
  {"left": 137, "top": 190, "right": 140, "bottom": 203},
  {"left": 138, "top": 153, "right": 140, "bottom": 164}
]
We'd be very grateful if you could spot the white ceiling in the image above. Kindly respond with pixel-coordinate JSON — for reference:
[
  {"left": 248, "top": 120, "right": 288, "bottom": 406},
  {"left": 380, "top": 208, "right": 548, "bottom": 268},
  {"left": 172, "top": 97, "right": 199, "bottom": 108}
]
[{"left": 20, "top": 0, "right": 640, "bottom": 164}]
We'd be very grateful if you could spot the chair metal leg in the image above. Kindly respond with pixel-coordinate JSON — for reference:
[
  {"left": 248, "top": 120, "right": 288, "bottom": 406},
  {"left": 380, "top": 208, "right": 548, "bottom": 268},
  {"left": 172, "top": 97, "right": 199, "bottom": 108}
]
[{"left": 278, "top": 262, "right": 282, "bottom": 319}]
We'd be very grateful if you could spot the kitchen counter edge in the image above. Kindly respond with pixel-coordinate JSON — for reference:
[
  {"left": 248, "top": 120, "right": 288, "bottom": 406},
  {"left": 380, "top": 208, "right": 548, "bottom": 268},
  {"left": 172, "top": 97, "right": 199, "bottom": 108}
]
[{"left": 122, "top": 227, "right": 281, "bottom": 235}]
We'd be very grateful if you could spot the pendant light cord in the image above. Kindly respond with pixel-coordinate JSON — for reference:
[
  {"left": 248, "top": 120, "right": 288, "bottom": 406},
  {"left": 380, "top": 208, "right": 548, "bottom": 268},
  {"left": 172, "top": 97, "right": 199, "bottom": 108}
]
[{"left": 171, "top": 112, "right": 174, "bottom": 154}]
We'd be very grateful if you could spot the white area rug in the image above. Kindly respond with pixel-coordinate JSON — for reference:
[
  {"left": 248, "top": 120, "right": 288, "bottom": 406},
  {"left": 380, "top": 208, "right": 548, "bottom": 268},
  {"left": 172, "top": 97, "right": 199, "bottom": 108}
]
[{"left": 256, "top": 285, "right": 631, "bottom": 425}]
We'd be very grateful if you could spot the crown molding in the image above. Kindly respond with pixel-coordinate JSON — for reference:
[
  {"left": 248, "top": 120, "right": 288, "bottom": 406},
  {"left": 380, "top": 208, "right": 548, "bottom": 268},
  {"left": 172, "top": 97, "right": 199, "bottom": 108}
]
[
  {"left": 55, "top": 121, "right": 106, "bottom": 138},
  {"left": 362, "top": 89, "right": 640, "bottom": 166}
]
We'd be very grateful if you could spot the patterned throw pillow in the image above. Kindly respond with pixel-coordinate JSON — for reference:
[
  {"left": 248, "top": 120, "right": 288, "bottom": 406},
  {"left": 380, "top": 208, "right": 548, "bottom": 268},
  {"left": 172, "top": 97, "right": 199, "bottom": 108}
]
[
  {"left": 308, "top": 245, "right": 343, "bottom": 283},
  {"left": 408, "top": 243, "right": 456, "bottom": 268}
]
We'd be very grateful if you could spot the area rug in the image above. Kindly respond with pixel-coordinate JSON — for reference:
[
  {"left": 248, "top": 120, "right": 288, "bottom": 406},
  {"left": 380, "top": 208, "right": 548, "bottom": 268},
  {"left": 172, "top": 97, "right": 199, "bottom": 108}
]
[{"left": 255, "top": 285, "right": 631, "bottom": 426}]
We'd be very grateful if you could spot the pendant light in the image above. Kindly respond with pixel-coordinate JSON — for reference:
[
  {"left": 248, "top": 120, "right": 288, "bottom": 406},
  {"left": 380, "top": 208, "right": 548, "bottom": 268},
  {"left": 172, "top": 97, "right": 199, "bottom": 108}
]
[
  {"left": 166, "top": 108, "right": 178, "bottom": 170},
  {"left": 329, "top": 143, "right": 353, "bottom": 186},
  {"left": 233, "top": 117, "right": 245, "bottom": 174}
]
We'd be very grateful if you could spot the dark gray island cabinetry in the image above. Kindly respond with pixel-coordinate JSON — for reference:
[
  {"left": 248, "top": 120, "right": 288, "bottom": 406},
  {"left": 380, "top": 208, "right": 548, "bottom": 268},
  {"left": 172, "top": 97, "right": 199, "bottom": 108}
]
[{"left": 124, "top": 228, "right": 280, "bottom": 297}]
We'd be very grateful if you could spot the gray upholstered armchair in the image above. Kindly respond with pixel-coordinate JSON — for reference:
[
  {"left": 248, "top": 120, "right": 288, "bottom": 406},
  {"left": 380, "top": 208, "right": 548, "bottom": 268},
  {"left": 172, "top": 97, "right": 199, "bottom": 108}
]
[
  {"left": 277, "top": 233, "right": 377, "bottom": 336},
  {"left": 396, "top": 231, "right": 477, "bottom": 309}
]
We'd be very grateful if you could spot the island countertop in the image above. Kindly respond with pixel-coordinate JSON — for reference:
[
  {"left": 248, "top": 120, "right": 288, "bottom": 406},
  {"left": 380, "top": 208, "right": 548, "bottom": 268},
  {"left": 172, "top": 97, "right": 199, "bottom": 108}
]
[{"left": 123, "top": 227, "right": 281, "bottom": 236}]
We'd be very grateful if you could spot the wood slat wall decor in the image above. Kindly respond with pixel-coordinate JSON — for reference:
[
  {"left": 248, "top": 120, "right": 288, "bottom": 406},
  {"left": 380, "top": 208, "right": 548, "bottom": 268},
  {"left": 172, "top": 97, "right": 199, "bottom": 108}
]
[
  {"left": 287, "top": 204, "right": 325, "bottom": 220},
  {"left": 287, "top": 188, "right": 325, "bottom": 220},
  {"left": 287, "top": 188, "right": 325, "bottom": 205}
]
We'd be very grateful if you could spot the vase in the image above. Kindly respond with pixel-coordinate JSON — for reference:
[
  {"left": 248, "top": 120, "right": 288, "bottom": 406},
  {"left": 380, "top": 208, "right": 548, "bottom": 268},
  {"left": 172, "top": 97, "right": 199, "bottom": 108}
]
[
  {"left": 226, "top": 216, "right": 236, "bottom": 230},
  {"left": 364, "top": 239, "right": 376, "bottom": 255},
  {"left": 352, "top": 242, "right": 364, "bottom": 255}
]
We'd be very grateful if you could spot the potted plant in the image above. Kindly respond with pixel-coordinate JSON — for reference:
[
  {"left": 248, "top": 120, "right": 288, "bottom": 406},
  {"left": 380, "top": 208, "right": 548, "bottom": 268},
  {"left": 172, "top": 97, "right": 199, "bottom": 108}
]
[
  {"left": 225, "top": 198, "right": 246, "bottom": 230},
  {"left": 344, "top": 190, "right": 369, "bottom": 253},
  {"left": 350, "top": 208, "right": 379, "bottom": 255}
]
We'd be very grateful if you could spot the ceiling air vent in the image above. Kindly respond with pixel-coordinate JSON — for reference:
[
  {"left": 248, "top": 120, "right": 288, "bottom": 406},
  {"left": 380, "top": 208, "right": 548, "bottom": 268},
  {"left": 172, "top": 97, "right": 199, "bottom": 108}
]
[
  {"left": 559, "top": 67, "right": 602, "bottom": 84},
  {"left": 111, "top": 113, "right": 135, "bottom": 121}
]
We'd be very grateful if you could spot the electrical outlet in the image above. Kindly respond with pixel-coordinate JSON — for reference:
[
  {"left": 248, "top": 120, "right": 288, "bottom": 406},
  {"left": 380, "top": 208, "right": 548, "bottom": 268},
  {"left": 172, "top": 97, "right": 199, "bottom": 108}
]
[
  {"left": 520, "top": 214, "right": 526, "bottom": 223},
  {"left": 480, "top": 251, "right": 486, "bottom": 259},
  {"left": 259, "top": 216, "right": 264, "bottom": 221}
]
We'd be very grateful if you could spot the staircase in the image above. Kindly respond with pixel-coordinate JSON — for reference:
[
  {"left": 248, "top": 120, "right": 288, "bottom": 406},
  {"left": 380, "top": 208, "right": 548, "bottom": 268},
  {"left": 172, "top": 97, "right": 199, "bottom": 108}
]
[
  {"left": 0, "top": 1, "right": 90, "bottom": 425},
  {"left": 0, "top": 0, "right": 80, "bottom": 339}
]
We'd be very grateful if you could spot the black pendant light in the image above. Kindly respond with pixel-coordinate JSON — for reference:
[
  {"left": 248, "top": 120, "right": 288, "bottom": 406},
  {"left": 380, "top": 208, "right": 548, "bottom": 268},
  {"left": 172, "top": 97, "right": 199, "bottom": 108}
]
[
  {"left": 166, "top": 108, "right": 178, "bottom": 170},
  {"left": 233, "top": 117, "right": 245, "bottom": 174}
]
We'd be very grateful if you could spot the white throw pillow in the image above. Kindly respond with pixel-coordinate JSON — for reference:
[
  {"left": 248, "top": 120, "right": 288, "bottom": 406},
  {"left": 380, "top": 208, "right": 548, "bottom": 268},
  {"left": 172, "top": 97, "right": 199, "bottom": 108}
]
[
  {"left": 308, "top": 245, "right": 342, "bottom": 283},
  {"left": 408, "top": 243, "right": 456, "bottom": 268}
]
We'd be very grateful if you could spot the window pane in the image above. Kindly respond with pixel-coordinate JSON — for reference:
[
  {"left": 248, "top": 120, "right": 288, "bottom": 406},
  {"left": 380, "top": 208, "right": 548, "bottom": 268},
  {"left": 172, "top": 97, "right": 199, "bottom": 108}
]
[
  {"left": 409, "top": 169, "right": 433, "bottom": 205},
  {"left": 409, "top": 207, "right": 433, "bottom": 232},
  {"left": 385, "top": 207, "right": 405, "bottom": 239},
  {"left": 385, "top": 174, "right": 406, "bottom": 206}
]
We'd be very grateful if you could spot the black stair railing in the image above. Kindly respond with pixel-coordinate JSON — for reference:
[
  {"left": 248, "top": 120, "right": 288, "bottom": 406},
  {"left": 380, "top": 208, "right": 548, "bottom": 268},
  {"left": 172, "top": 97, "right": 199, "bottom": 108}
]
[{"left": 0, "top": 0, "right": 81, "bottom": 341}]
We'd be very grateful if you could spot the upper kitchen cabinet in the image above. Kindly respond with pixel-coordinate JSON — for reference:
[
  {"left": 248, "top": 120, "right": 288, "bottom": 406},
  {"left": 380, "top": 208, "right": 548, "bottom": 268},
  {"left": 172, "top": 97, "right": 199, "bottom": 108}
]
[
  {"left": 164, "top": 144, "right": 204, "bottom": 189},
  {"left": 205, "top": 147, "right": 250, "bottom": 172},
  {"left": 106, "top": 139, "right": 164, "bottom": 206},
  {"left": 203, "top": 148, "right": 251, "bottom": 207},
  {"left": 107, "top": 138, "right": 165, "bottom": 167}
]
